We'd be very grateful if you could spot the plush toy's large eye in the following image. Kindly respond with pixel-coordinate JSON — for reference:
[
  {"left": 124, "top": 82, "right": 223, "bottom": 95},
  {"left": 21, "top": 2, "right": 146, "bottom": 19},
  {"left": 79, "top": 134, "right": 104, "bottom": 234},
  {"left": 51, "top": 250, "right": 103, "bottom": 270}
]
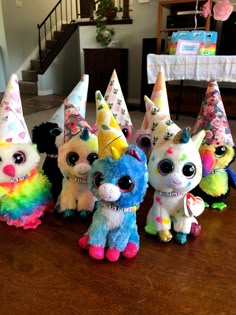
[
  {"left": 140, "top": 137, "right": 151, "bottom": 148},
  {"left": 117, "top": 176, "right": 134, "bottom": 192},
  {"left": 66, "top": 152, "right": 79, "bottom": 166},
  {"left": 215, "top": 146, "right": 227, "bottom": 157},
  {"left": 182, "top": 163, "right": 196, "bottom": 178},
  {"left": 94, "top": 172, "right": 105, "bottom": 187},
  {"left": 13, "top": 151, "right": 26, "bottom": 165},
  {"left": 158, "top": 159, "right": 174, "bottom": 175},
  {"left": 122, "top": 128, "right": 129, "bottom": 139},
  {"left": 87, "top": 153, "right": 99, "bottom": 165}
]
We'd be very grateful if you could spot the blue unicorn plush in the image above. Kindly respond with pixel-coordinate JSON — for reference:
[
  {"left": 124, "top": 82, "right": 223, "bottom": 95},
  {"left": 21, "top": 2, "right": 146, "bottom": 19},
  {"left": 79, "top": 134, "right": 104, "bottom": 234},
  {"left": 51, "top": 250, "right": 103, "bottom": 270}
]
[{"left": 79, "top": 91, "right": 148, "bottom": 262}]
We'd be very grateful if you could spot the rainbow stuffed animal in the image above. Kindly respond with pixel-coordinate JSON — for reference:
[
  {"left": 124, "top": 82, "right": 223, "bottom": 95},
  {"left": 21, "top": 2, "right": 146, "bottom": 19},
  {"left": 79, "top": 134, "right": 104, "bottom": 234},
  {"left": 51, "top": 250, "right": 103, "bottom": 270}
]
[{"left": 0, "top": 74, "right": 53, "bottom": 229}]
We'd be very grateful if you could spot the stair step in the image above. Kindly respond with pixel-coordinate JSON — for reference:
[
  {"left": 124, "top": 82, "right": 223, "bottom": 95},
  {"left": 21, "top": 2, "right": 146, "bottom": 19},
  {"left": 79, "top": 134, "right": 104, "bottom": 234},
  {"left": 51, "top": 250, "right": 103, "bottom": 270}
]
[
  {"left": 46, "top": 39, "right": 57, "bottom": 50},
  {"left": 19, "top": 81, "right": 38, "bottom": 96},
  {"left": 22, "top": 70, "right": 38, "bottom": 82},
  {"left": 61, "top": 23, "right": 73, "bottom": 30},
  {"left": 30, "top": 59, "right": 40, "bottom": 71},
  {"left": 54, "top": 30, "right": 65, "bottom": 40}
]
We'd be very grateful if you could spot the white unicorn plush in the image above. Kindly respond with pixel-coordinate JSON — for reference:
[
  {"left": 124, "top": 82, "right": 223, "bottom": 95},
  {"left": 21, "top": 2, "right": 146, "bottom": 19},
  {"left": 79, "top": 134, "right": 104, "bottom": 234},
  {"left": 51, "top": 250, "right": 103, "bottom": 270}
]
[{"left": 144, "top": 96, "right": 205, "bottom": 244}]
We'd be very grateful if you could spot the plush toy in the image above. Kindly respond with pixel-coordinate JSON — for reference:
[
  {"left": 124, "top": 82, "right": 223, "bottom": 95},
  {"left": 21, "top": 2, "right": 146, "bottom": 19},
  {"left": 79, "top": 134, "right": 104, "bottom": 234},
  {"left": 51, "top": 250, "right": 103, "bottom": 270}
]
[
  {"left": 56, "top": 102, "right": 98, "bottom": 219},
  {"left": 192, "top": 80, "right": 236, "bottom": 210},
  {"left": 32, "top": 74, "right": 89, "bottom": 204},
  {"left": 79, "top": 91, "right": 148, "bottom": 261},
  {"left": 104, "top": 69, "right": 133, "bottom": 141},
  {"left": 144, "top": 95, "right": 205, "bottom": 244},
  {"left": 32, "top": 122, "right": 63, "bottom": 203},
  {"left": 135, "top": 68, "right": 170, "bottom": 159},
  {"left": 0, "top": 74, "right": 53, "bottom": 229}
]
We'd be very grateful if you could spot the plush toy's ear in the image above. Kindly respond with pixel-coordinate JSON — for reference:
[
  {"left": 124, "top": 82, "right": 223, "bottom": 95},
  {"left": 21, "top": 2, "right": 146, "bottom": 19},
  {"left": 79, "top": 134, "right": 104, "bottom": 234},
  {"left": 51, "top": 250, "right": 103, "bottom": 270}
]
[
  {"left": 127, "top": 148, "right": 142, "bottom": 162},
  {"left": 192, "top": 130, "right": 205, "bottom": 149}
]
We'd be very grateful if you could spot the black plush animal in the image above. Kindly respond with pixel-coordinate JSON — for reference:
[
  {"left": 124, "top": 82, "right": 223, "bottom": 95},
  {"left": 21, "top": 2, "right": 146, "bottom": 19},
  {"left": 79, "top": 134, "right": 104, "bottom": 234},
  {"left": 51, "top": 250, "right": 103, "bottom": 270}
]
[{"left": 32, "top": 122, "right": 63, "bottom": 203}]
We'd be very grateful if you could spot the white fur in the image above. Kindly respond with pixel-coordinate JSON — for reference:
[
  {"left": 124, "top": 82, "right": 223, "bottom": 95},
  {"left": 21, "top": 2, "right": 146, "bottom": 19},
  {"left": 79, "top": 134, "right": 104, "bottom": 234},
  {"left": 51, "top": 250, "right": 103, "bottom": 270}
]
[
  {"left": 98, "top": 183, "right": 121, "bottom": 202},
  {"left": 101, "top": 206, "right": 124, "bottom": 229},
  {"left": 0, "top": 143, "right": 40, "bottom": 182}
]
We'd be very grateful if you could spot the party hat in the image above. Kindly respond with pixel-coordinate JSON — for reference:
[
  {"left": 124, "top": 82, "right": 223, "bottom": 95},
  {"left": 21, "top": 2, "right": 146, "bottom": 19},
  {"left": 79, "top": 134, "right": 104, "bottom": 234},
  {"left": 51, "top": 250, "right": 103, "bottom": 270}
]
[
  {"left": 49, "top": 74, "right": 89, "bottom": 128},
  {"left": 0, "top": 74, "right": 31, "bottom": 144},
  {"left": 145, "top": 95, "right": 180, "bottom": 148},
  {"left": 141, "top": 67, "right": 170, "bottom": 130},
  {"left": 96, "top": 90, "right": 128, "bottom": 159},
  {"left": 192, "top": 80, "right": 234, "bottom": 146},
  {"left": 104, "top": 69, "right": 132, "bottom": 129},
  {"left": 64, "top": 102, "right": 95, "bottom": 143}
]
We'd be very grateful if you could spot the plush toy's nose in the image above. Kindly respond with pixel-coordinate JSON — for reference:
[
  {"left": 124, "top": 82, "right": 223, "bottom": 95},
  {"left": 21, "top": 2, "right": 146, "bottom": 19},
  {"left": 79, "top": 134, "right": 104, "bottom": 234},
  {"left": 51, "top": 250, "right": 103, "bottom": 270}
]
[
  {"left": 3, "top": 164, "right": 15, "bottom": 177},
  {"left": 200, "top": 150, "right": 215, "bottom": 177}
]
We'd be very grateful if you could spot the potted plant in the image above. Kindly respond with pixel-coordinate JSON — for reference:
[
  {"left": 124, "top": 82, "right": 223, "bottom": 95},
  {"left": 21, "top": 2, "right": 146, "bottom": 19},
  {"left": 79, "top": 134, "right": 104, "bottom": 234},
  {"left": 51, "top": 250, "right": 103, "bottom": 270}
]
[{"left": 95, "top": 0, "right": 118, "bottom": 47}]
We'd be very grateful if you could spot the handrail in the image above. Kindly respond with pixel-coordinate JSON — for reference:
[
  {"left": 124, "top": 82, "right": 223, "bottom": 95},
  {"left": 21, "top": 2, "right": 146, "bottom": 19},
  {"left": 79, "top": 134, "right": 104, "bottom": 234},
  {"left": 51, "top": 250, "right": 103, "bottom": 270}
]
[
  {"left": 37, "top": 0, "right": 79, "bottom": 70},
  {"left": 38, "top": 0, "right": 63, "bottom": 29},
  {"left": 36, "top": 1, "right": 132, "bottom": 72}
]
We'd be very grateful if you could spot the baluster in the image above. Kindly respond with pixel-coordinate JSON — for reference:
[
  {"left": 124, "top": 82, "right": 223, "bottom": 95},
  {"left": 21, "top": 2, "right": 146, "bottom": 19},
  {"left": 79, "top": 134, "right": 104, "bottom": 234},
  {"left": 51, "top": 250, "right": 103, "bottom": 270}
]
[{"left": 122, "top": 0, "right": 129, "bottom": 19}]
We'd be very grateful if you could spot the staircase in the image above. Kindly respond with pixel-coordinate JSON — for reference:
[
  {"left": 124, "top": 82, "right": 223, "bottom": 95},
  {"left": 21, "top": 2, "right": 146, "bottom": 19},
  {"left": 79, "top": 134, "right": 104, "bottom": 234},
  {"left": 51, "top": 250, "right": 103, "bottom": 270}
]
[{"left": 19, "top": 0, "right": 79, "bottom": 96}]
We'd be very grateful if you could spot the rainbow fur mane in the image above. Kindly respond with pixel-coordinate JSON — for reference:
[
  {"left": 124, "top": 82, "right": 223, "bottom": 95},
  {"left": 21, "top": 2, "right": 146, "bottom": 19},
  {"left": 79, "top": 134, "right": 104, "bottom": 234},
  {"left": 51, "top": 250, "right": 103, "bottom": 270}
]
[{"left": 0, "top": 168, "right": 52, "bottom": 227}]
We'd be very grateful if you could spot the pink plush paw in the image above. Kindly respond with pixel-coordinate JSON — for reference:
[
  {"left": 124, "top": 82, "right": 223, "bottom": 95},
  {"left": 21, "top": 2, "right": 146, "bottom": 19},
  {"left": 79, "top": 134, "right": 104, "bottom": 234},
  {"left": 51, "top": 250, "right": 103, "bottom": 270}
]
[
  {"left": 190, "top": 222, "right": 202, "bottom": 237},
  {"left": 106, "top": 248, "right": 121, "bottom": 262},
  {"left": 78, "top": 235, "right": 89, "bottom": 249},
  {"left": 122, "top": 242, "right": 138, "bottom": 259},
  {"left": 89, "top": 245, "right": 104, "bottom": 260}
]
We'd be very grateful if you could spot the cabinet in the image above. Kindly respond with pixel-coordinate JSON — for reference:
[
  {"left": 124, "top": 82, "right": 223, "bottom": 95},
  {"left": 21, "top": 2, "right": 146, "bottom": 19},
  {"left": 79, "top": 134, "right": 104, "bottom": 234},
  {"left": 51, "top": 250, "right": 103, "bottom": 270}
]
[
  {"left": 157, "top": 0, "right": 211, "bottom": 53},
  {"left": 84, "top": 48, "right": 128, "bottom": 102}
]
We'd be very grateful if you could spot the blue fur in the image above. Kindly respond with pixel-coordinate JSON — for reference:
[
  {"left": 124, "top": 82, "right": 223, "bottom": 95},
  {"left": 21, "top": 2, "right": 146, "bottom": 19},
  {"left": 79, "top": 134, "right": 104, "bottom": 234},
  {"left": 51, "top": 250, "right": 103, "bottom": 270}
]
[
  {"left": 87, "top": 210, "right": 139, "bottom": 251},
  {"left": 89, "top": 145, "right": 148, "bottom": 208},
  {"left": 81, "top": 144, "right": 148, "bottom": 259}
]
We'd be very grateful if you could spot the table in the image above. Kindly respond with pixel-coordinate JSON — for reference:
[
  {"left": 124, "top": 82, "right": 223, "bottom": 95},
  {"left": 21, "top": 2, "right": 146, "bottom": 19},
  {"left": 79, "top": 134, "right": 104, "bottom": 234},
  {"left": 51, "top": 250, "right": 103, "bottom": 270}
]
[
  {"left": 147, "top": 55, "right": 236, "bottom": 119},
  {"left": 0, "top": 185, "right": 236, "bottom": 314}
]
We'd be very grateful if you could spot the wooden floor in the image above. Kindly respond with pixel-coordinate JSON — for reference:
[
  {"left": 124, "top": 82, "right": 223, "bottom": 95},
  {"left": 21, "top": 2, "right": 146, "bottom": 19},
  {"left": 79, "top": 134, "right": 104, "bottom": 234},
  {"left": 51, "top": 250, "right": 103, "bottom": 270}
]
[
  {"left": 0, "top": 184, "right": 235, "bottom": 315},
  {"left": 0, "top": 92, "right": 65, "bottom": 115}
]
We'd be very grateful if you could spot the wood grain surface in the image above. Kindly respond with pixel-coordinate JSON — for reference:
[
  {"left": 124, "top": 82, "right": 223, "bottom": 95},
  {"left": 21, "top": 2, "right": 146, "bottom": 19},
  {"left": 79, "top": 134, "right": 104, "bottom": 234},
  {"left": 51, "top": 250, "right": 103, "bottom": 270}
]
[{"left": 0, "top": 185, "right": 235, "bottom": 315}]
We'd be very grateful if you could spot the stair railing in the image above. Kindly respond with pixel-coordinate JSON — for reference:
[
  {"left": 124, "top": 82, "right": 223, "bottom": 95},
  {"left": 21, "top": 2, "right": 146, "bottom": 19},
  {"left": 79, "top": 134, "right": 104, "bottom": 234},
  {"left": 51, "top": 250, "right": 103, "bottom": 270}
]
[{"left": 37, "top": 0, "right": 79, "bottom": 69}]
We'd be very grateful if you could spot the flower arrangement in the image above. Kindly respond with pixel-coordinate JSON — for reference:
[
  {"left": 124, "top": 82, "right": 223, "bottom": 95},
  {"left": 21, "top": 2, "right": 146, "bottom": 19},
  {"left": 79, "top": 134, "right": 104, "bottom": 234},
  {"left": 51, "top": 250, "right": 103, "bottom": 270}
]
[{"left": 95, "top": 0, "right": 118, "bottom": 46}]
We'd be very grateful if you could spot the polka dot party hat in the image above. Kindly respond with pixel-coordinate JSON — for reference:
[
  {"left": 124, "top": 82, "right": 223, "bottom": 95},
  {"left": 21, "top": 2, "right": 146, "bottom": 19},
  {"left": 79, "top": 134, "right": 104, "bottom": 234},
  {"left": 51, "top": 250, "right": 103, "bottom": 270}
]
[
  {"left": 64, "top": 102, "right": 95, "bottom": 143},
  {"left": 104, "top": 69, "right": 133, "bottom": 140},
  {"left": 95, "top": 90, "right": 128, "bottom": 159},
  {"left": 141, "top": 67, "right": 170, "bottom": 130},
  {"left": 49, "top": 74, "right": 89, "bottom": 128},
  {"left": 192, "top": 80, "right": 234, "bottom": 146},
  {"left": 0, "top": 73, "right": 31, "bottom": 144},
  {"left": 145, "top": 95, "right": 180, "bottom": 148}
]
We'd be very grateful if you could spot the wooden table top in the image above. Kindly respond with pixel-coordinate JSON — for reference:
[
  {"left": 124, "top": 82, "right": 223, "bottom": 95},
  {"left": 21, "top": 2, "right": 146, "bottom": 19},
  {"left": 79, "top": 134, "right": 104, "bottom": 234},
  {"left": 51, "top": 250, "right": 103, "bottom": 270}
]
[{"left": 0, "top": 186, "right": 235, "bottom": 315}]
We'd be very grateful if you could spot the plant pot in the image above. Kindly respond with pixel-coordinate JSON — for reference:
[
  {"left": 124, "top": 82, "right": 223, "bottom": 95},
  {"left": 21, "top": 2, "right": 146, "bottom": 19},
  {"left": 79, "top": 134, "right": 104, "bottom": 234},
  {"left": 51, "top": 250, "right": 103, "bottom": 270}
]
[{"left": 105, "top": 8, "right": 117, "bottom": 21}]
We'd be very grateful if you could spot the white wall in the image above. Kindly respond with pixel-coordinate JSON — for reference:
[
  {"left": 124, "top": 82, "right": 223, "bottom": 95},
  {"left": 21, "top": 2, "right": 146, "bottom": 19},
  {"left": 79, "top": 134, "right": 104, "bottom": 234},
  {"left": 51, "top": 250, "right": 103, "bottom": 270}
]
[
  {"left": 1, "top": 0, "right": 59, "bottom": 80},
  {"left": 79, "top": 0, "right": 158, "bottom": 104},
  {"left": 0, "top": 0, "right": 159, "bottom": 103}
]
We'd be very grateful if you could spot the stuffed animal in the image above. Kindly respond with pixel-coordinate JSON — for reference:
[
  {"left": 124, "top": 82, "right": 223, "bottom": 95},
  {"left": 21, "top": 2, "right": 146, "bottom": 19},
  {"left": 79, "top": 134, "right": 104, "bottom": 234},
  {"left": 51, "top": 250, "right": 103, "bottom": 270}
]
[
  {"left": 31, "top": 74, "right": 89, "bottom": 204},
  {"left": 135, "top": 68, "right": 170, "bottom": 159},
  {"left": 32, "top": 122, "right": 63, "bottom": 203},
  {"left": 144, "top": 95, "right": 205, "bottom": 244},
  {"left": 0, "top": 74, "right": 53, "bottom": 229},
  {"left": 191, "top": 80, "right": 236, "bottom": 210},
  {"left": 56, "top": 103, "right": 98, "bottom": 219},
  {"left": 104, "top": 69, "right": 133, "bottom": 141},
  {"left": 79, "top": 91, "right": 148, "bottom": 261}
]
